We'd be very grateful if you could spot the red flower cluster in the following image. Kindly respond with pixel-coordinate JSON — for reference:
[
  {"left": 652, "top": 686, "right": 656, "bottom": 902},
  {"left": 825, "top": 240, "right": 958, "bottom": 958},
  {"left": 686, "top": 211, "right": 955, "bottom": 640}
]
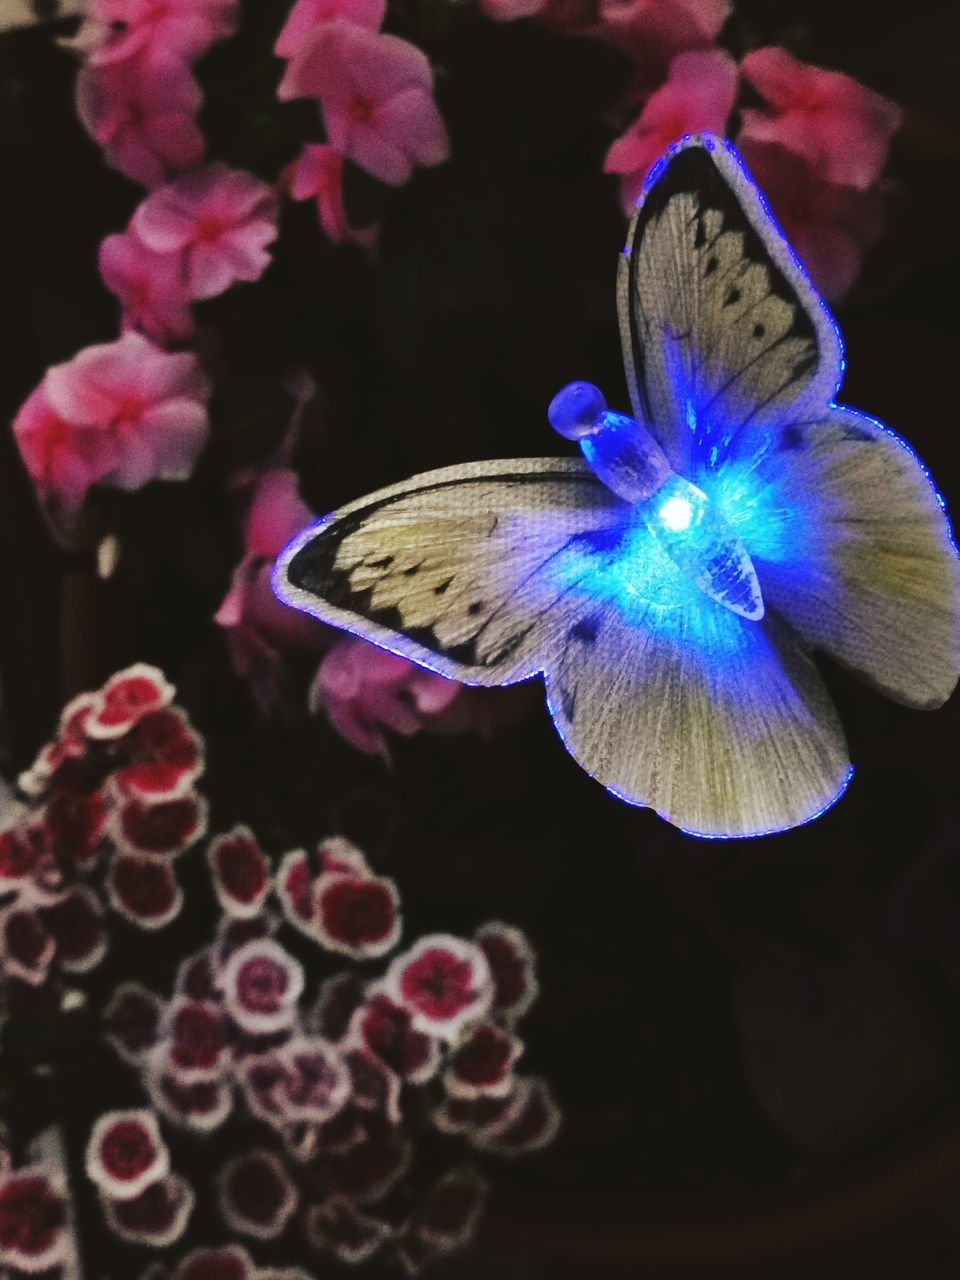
[
  {"left": 98, "top": 824, "right": 557, "bottom": 1270},
  {"left": 0, "top": 666, "right": 206, "bottom": 1003}
]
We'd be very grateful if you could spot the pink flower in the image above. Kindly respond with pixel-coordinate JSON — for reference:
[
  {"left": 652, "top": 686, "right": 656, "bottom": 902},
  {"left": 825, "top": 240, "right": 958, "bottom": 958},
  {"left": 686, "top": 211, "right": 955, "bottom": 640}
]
[
  {"left": 279, "top": 25, "right": 449, "bottom": 187},
  {"left": 289, "top": 144, "right": 376, "bottom": 248},
  {"left": 99, "top": 228, "right": 193, "bottom": 344},
  {"left": 42, "top": 332, "right": 210, "bottom": 493},
  {"left": 87, "top": 0, "right": 237, "bottom": 64},
  {"left": 133, "top": 164, "right": 278, "bottom": 300},
  {"left": 275, "top": 0, "right": 385, "bottom": 59},
  {"left": 739, "top": 140, "right": 885, "bottom": 300},
  {"left": 310, "top": 635, "right": 462, "bottom": 756},
  {"left": 76, "top": 54, "right": 205, "bottom": 189},
  {"left": 605, "top": 49, "right": 738, "bottom": 209},
  {"left": 739, "top": 47, "right": 902, "bottom": 191},
  {"left": 598, "top": 0, "right": 730, "bottom": 58},
  {"left": 215, "top": 469, "right": 325, "bottom": 710},
  {"left": 479, "top": 0, "right": 546, "bottom": 20},
  {"left": 12, "top": 378, "right": 116, "bottom": 518}
]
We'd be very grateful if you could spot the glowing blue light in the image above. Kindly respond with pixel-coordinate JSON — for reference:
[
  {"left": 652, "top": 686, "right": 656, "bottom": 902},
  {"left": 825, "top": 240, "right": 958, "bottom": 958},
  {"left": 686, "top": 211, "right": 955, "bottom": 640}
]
[{"left": 658, "top": 494, "right": 692, "bottom": 532}]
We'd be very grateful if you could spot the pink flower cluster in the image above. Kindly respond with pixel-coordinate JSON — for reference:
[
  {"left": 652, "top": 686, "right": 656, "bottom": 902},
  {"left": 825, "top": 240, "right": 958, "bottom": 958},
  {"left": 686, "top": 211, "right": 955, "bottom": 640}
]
[
  {"left": 0, "top": 1145, "right": 70, "bottom": 1276},
  {"left": 599, "top": 38, "right": 901, "bottom": 299},
  {"left": 100, "top": 826, "right": 558, "bottom": 1270},
  {"left": 74, "top": 0, "right": 237, "bottom": 188},
  {"left": 277, "top": 0, "right": 449, "bottom": 243},
  {"left": 0, "top": 666, "right": 207, "bottom": 1004}
]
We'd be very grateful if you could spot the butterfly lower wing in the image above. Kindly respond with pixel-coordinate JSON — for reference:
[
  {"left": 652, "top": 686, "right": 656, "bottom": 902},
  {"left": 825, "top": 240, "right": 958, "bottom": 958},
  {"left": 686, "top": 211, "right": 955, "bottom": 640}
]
[
  {"left": 619, "top": 134, "right": 843, "bottom": 476},
  {"left": 720, "top": 407, "right": 960, "bottom": 709},
  {"left": 276, "top": 458, "right": 629, "bottom": 685},
  {"left": 544, "top": 561, "right": 851, "bottom": 838}
]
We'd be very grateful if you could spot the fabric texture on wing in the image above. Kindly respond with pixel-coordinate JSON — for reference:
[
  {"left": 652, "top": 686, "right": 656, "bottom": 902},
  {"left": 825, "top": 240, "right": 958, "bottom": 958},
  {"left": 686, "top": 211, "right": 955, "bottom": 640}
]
[
  {"left": 278, "top": 458, "right": 628, "bottom": 685},
  {"left": 545, "top": 537, "right": 851, "bottom": 837},
  {"left": 717, "top": 407, "right": 960, "bottom": 709},
  {"left": 618, "top": 134, "right": 843, "bottom": 477}
]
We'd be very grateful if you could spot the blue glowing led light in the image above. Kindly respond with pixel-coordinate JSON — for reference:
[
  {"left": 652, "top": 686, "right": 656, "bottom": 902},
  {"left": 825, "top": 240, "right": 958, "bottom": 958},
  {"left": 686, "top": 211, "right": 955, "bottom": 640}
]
[{"left": 550, "top": 381, "right": 764, "bottom": 622}]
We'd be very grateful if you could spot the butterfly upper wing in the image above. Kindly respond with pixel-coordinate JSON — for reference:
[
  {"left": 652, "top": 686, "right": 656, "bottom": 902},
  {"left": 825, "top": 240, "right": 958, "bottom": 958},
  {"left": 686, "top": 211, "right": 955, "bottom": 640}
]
[
  {"left": 276, "top": 458, "right": 629, "bottom": 686},
  {"left": 618, "top": 134, "right": 843, "bottom": 477}
]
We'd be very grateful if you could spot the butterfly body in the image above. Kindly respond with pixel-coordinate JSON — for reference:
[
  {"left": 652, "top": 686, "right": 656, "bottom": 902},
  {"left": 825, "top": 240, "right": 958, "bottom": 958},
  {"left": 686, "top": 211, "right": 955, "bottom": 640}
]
[{"left": 276, "top": 133, "right": 960, "bottom": 839}]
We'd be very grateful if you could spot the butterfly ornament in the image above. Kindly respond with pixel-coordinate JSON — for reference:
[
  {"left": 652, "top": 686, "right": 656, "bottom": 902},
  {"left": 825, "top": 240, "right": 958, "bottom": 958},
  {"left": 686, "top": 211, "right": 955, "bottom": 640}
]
[{"left": 275, "top": 134, "right": 960, "bottom": 839}]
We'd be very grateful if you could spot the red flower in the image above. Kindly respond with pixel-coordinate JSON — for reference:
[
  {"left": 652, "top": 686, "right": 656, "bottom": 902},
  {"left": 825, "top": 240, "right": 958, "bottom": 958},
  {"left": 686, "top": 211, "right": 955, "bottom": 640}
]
[
  {"left": 108, "top": 854, "right": 182, "bottom": 928},
  {"left": 174, "top": 1246, "right": 256, "bottom": 1280},
  {"left": 166, "top": 999, "right": 226, "bottom": 1080},
  {"left": 40, "top": 887, "right": 107, "bottom": 974},
  {"left": 113, "top": 794, "right": 208, "bottom": 858},
  {"left": 0, "top": 826, "right": 44, "bottom": 885},
  {"left": 150, "top": 1072, "right": 233, "bottom": 1132},
  {"left": 240, "top": 1036, "right": 351, "bottom": 1127},
  {"left": 313, "top": 873, "right": 401, "bottom": 959},
  {"left": 473, "top": 1077, "right": 561, "bottom": 1154},
  {"left": 102, "top": 1173, "right": 194, "bottom": 1246},
  {"left": 220, "top": 938, "right": 304, "bottom": 1033},
  {"left": 344, "top": 1046, "right": 402, "bottom": 1124},
  {"left": 313, "top": 972, "right": 366, "bottom": 1041},
  {"left": 104, "top": 982, "right": 163, "bottom": 1063},
  {"left": 0, "top": 908, "right": 56, "bottom": 986},
  {"left": 111, "top": 708, "right": 203, "bottom": 801},
  {"left": 207, "top": 827, "right": 270, "bottom": 917},
  {"left": 0, "top": 1168, "right": 67, "bottom": 1274},
  {"left": 305, "top": 1197, "right": 391, "bottom": 1264},
  {"left": 218, "top": 1151, "right": 297, "bottom": 1240},
  {"left": 444, "top": 1023, "right": 521, "bottom": 1099},
  {"left": 328, "top": 1116, "right": 410, "bottom": 1203},
  {"left": 353, "top": 992, "right": 439, "bottom": 1084},
  {"left": 384, "top": 935, "right": 493, "bottom": 1041},
  {"left": 406, "top": 1168, "right": 487, "bottom": 1252},
  {"left": 88, "top": 665, "right": 175, "bottom": 739},
  {"left": 44, "top": 788, "right": 107, "bottom": 871},
  {"left": 475, "top": 921, "right": 539, "bottom": 1023},
  {"left": 85, "top": 1110, "right": 169, "bottom": 1200}
]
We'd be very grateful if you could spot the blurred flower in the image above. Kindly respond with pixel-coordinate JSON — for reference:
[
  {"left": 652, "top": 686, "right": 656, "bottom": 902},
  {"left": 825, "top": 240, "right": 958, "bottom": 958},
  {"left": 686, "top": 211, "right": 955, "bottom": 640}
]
[
  {"left": 101, "top": 1173, "right": 194, "bottom": 1246},
  {"left": 0, "top": 1163, "right": 68, "bottom": 1274},
  {"left": 605, "top": 48, "right": 738, "bottom": 209},
  {"left": 217, "top": 1151, "right": 297, "bottom": 1240},
  {"left": 479, "top": 0, "right": 546, "bottom": 21},
  {"left": 274, "top": 0, "right": 385, "bottom": 60},
  {"left": 309, "top": 635, "right": 463, "bottom": 757},
  {"left": 85, "top": 0, "right": 237, "bottom": 64},
  {"left": 76, "top": 53, "right": 205, "bottom": 189},
  {"left": 279, "top": 24, "right": 449, "bottom": 187},
  {"left": 598, "top": 0, "right": 731, "bottom": 68},
  {"left": 740, "top": 140, "right": 885, "bottom": 300},
  {"left": 216, "top": 467, "right": 326, "bottom": 711},
  {"left": 289, "top": 143, "right": 377, "bottom": 248},
  {"left": 739, "top": 46, "right": 902, "bottom": 192},
  {"left": 99, "top": 228, "right": 194, "bottom": 345},
  {"left": 133, "top": 164, "right": 279, "bottom": 300}
]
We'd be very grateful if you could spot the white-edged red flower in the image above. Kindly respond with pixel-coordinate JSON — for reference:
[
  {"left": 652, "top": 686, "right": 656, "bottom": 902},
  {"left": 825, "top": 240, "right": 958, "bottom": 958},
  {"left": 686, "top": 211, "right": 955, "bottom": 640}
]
[
  {"left": 384, "top": 935, "right": 493, "bottom": 1042},
  {"left": 305, "top": 1196, "right": 392, "bottom": 1264},
  {"left": 475, "top": 920, "right": 539, "bottom": 1023},
  {"left": 102, "top": 1172, "right": 194, "bottom": 1246},
  {"left": 149, "top": 1070, "right": 234, "bottom": 1133},
  {"left": 351, "top": 992, "right": 440, "bottom": 1084},
  {"left": 239, "top": 1036, "right": 351, "bottom": 1127},
  {"left": 173, "top": 1244, "right": 256, "bottom": 1280},
  {"left": 312, "top": 872, "right": 402, "bottom": 959},
  {"left": 87, "top": 665, "right": 176, "bottom": 739},
  {"left": 110, "top": 707, "right": 204, "bottom": 801},
  {"left": 85, "top": 1109, "right": 169, "bottom": 1201},
  {"left": 443, "top": 1022, "right": 521, "bottom": 1099},
  {"left": 472, "top": 1077, "right": 561, "bottom": 1155},
  {"left": 112, "top": 793, "right": 208, "bottom": 859},
  {"left": 219, "top": 938, "right": 304, "bottom": 1033},
  {"left": 0, "top": 908, "right": 56, "bottom": 986},
  {"left": 108, "top": 853, "right": 183, "bottom": 929},
  {"left": 207, "top": 827, "right": 271, "bottom": 918},
  {"left": 217, "top": 1150, "right": 298, "bottom": 1240},
  {"left": 41, "top": 885, "right": 107, "bottom": 973},
  {"left": 0, "top": 1165, "right": 68, "bottom": 1274},
  {"left": 165, "top": 998, "right": 227, "bottom": 1080},
  {"left": 104, "top": 982, "right": 164, "bottom": 1063}
]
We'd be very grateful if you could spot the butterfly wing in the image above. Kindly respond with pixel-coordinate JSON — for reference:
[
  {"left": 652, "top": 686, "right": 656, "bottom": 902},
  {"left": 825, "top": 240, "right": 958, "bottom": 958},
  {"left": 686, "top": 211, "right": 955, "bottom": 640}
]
[
  {"left": 276, "top": 458, "right": 629, "bottom": 686},
  {"left": 618, "top": 133, "right": 843, "bottom": 476}
]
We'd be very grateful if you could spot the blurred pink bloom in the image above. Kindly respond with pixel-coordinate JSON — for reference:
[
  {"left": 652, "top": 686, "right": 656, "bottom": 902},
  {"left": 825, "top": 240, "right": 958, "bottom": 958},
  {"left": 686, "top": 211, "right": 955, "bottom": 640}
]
[
  {"left": 605, "top": 50, "right": 738, "bottom": 209},
  {"left": 279, "top": 25, "right": 449, "bottom": 187},
  {"left": 12, "top": 379, "right": 116, "bottom": 517},
  {"left": 289, "top": 144, "right": 376, "bottom": 248},
  {"left": 76, "top": 54, "right": 205, "bottom": 189},
  {"left": 99, "top": 228, "right": 194, "bottom": 345},
  {"left": 310, "top": 636, "right": 462, "bottom": 757},
  {"left": 133, "top": 164, "right": 279, "bottom": 301},
  {"left": 477, "top": 0, "right": 546, "bottom": 20},
  {"left": 275, "top": 0, "right": 386, "bottom": 59},
  {"left": 86, "top": 0, "right": 237, "bottom": 64},
  {"left": 40, "top": 332, "right": 211, "bottom": 493},
  {"left": 216, "top": 470, "right": 326, "bottom": 710},
  {"left": 739, "top": 140, "right": 884, "bottom": 300},
  {"left": 739, "top": 47, "right": 902, "bottom": 191},
  {"left": 598, "top": 0, "right": 730, "bottom": 53}
]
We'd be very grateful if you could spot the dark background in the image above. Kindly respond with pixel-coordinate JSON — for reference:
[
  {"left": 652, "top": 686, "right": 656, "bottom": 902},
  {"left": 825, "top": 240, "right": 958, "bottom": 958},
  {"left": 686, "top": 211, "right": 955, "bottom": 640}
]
[{"left": 3, "top": 0, "right": 960, "bottom": 1275}]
